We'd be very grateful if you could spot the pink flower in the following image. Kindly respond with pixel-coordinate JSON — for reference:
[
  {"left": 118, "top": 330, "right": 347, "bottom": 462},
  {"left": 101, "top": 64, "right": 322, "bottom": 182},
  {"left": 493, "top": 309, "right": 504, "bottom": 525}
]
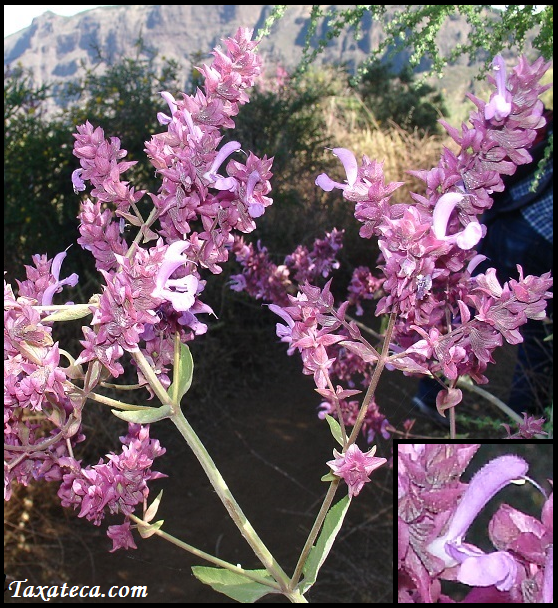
[
  {"left": 40, "top": 251, "right": 79, "bottom": 306},
  {"left": 315, "top": 148, "right": 358, "bottom": 192},
  {"left": 427, "top": 455, "right": 529, "bottom": 591},
  {"left": 432, "top": 192, "right": 483, "bottom": 250},
  {"left": 485, "top": 55, "right": 512, "bottom": 122},
  {"left": 152, "top": 241, "right": 199, "bottom": 313},
  {"left": 107, "top": 520, "right": 137, "bottom": 552},
  {"left": 327, "top": 444, "right": 387, "bottom": 497}
]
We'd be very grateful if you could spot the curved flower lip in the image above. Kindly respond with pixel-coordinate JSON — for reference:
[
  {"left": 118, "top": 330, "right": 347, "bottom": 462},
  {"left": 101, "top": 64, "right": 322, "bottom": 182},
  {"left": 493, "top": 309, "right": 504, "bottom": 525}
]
[
  {"left": 315, "top": 147, "right": 358, "bottom": 192},
  {"left": 203, "top": 140, "right": 242, "bottom": 187},
  {"left": 152, "top": 241, "right": 199, "bottom": 312},
  {"left": 41, "top": 251, "right": 79, "bottom": 306},
  {"left": 245, "top": 170, "right": 264, "bottom": 217},
  {"left": 426, "top": 455, "right": 529, "bottom": 594},
  {"left": 432, "top": 192, "right": 483, "bottom": 250},
  {"left": 157, "top": 91, "right": 178, "bottom": 124},
  {"left": 428, "top": 455, "right": 528, "bottom": 568},
  {"left": 446, "top": 455, "right": 529, "bottom": 541},
  {"left": 72, "top": 168, "right": 86, "bottom": 193},
  {"left": 445, "top": 542, "right": 518, "bottom": 591},
  {"left": 467, "top": 253, "right": 487, "bottom": 275}
]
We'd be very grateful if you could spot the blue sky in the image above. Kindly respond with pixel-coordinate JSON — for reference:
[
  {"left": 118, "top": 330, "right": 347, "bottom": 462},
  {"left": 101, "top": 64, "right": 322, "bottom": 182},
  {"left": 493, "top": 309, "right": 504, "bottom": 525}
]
[{"left": 4, "top": 5, "right": 113, "bottom": 38}]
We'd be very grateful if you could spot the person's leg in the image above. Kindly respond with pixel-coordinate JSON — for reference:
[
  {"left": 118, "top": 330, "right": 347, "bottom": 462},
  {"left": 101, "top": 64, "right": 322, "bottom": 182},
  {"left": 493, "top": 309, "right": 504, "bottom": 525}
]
[{"left": 507, "top": 316, "right": 553, "bottom": 415}]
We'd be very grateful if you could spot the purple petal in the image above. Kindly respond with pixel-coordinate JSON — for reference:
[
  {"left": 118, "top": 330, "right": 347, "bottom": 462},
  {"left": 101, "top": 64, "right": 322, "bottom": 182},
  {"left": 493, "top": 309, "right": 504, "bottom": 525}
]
[
  {"left": 160, "top": 91, "right": 177, "bottom": 114},
  {"left": 332, "top": 148, "right": 358, "bottom": 186},
  {"left": 268, "top": 304, "right": 294, "bottom": 328},
  {"left": 432, "top": 192, "right": 464, "bottom": 239},
  {"left": 484, "top": 55, "right": 512, "bottom": 121},
  {"left": 455, "top": 221, "right": 483, "bottom": 250},
  {"left": 204, "top": 140, "right": 241, "bottom": 182},
  {"left": 492, "top": 55, "right": 507, "bottom": 97},
  {"left": 445, "top": 455, "right": 529, "bottom": 541},
  {"left": 315, "top": 173, "right": 343, "bottom": 192},
  {"left": 51, "top": 251, "right": 67, "bottom": 281},
  {"left": 71, "top": 169, "right": 86, "bottom": 193},
  {"left": 457, "top": 550, "right": 517, "bottom": 591},
  {"left": 467, "top": 254, "right": 487, "bottom": 274}
]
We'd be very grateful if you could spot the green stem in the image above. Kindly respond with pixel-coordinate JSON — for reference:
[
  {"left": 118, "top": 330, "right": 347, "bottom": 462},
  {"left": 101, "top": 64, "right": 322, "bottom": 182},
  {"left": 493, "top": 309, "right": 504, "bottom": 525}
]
[
  {"left": 449, "top": 405, "right": 456, "bottom": 439},
  {"left": 347, "top": 312, "right": 396, "bottom": 445},
  {"left": 128, "top": 513, "right": 283, "bottom": 591},
  {"left": 289, "top": 478, "right": 341, "bottom": 591},
  {"left": 85, "top": 390, "right": 153, "bottom": 411},
  {"left": 289, "top": 315, "right": 396, "bottom": 591},
  {"left": 455, "top": 377, "right": 524, "bottom": 424},
  {"left": 132, "top": 349, "right": 172, "bottom": 407},
  {"left": 170, "top": 408, "right": 292, "bottom": 592},
  {"left": 325, "top": 373, "right": 348, "bottom": 445},
  {"left": 124, "top": 206, "right": 159, "bottom": 260}
]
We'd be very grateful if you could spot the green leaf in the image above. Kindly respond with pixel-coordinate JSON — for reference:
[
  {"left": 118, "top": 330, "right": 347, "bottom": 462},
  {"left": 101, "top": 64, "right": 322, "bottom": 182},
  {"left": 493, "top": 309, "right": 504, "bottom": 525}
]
[
  {"left": 111, "top": 403, "right": 172, "bottom": 424},
  {"left": 300, "top": 495, "right": 351, "bottom": 593},
  {"left": 144, "top": 490, "right": 163, "bottom": 523},
  {"left": 138, "top": 519, "right": 164, "bottom": 539},
  {"left": 168, "top": 342, "right": 194, "bottom": 405},
  {"left": 42, "top": 304, "right": 93, "bottom": 323},
  {"left": 191, "top": 567, "right": 276, "bottom": 603},
  {"left": 324, "top": 414, "right": 344, "bottom": 447}
]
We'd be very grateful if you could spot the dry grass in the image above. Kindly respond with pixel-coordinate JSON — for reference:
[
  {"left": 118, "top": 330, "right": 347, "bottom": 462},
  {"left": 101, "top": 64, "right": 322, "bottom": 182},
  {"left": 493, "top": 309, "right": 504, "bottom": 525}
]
[{"left": 323, "top": 93, "right": 457, "bottom": 204}]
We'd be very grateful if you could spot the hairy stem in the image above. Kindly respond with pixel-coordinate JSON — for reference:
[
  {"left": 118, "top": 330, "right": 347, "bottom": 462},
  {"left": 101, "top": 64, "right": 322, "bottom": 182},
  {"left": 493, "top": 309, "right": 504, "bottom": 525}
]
[
  {"left": 289, "top": 478, "right": 341, "bottom": 590},
  {"left": 170, "top": 408, "right": 292, "bottom": 593},
  {"left": 128, "top": 513, "right": 283, "bottom": 590},
  {"left": 347, "top": 311, "right": 396, "bottom": 445}
]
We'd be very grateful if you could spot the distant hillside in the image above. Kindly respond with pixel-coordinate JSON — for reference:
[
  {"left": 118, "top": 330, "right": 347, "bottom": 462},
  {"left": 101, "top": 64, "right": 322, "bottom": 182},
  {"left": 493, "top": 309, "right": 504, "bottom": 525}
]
[{"left": 3, "top": 5, "right": 542, "bottom": 117}]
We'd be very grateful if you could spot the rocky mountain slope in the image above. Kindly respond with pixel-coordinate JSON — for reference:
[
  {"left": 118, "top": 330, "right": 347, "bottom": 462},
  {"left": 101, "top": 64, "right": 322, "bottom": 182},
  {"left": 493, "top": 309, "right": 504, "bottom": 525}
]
[
  {"left": 4, "top": 5, "right": 481, "bottom": 107},
  {"left": 5, "top": 5, "right": 546, "bottom": 119}
]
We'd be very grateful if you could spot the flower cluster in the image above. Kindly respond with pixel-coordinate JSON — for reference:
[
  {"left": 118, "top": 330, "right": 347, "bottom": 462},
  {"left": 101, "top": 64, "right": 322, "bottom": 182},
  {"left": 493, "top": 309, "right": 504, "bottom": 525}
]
[
  {"left": 58, "top": 424, "right": 165, "bottom": 538},
  {"left": 398, "top": 444, "right": 553, "bottom": 603},
  {"left": 4, "top": 27, "right": 276, "bottom": 545},
  {"left": 268, "top": 53, "right": 553, "bottom": 427},
  {"left": 230, "top": 228, "right": 391, "bottom": 442},
  {"left": 327, "top": 444, "right": 387, "bottom": 497},
  {"left": 229, "top": 228, "right": 347, "bottom": 305},
  {"left": 5, "top": 256, "right": 82, "bottom": 501}
]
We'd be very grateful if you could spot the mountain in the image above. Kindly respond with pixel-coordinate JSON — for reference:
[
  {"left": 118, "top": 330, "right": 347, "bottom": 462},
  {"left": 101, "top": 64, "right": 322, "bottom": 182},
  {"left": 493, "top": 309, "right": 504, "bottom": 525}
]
[
  {"left": 4, "top": 5, "right": 483, "bottom": 110},
  {"left": 5, "top": 5, "right": 544, "bottom": 118}
]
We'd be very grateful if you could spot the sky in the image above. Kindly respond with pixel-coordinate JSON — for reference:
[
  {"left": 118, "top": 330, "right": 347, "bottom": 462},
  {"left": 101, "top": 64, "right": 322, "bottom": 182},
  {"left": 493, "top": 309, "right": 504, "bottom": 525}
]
[{"left": 4, "top": 5, "right": 114, "bottom": 38}]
